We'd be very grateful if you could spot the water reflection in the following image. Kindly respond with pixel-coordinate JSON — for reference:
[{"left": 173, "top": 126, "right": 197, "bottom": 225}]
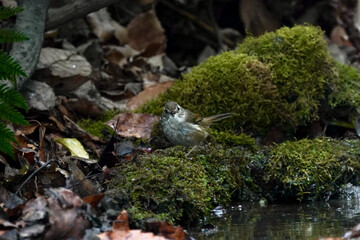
[{"left": 188, "top": 199, "right": 360, "bottom": 240}]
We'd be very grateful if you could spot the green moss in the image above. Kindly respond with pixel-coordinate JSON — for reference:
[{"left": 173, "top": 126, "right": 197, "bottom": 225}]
[
  {"left": 264, "top": 138, "right": 360, "bottom": 200},
  {"left": 209, "top": 129, "right": 257, "bottom": 149},
  {"left": 77, "top": 110, "right": 119, "bottom": 139},
  {"left": 140, "top": 25, "right": 337, "bottom": 134},
  {"left": 128, "top": 206, "right": 173, "bottom": 225},
  {"left": 109, "top": 151, "right": 212, "bottom": 223},
  {"left": 109, "top": 144, "right": 249, "bottom": 223},
  {"left": 327, "top": 61, "right": 360, "bottom": 109},
  {"left": 236, "top": 25, "right": 336, "bottom": 126}
]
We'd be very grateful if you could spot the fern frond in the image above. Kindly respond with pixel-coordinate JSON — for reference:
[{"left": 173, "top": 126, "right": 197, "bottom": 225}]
[
  {"left": 0, "top": 122, "right": 15, "bottom": 158},
  {"left": 0, "top": 102, "right": 28, "bottom": 125},
  {"left": 0, "top": 7, "right": 23, "bottom": 21},
  {"left": 0, "top": 84, "right": 28, "bottom": 111},
  {"left": 0, "top": 50, "right": 27, "bottom": 80},
  {"left": 0, "top": 28, "right": 29, "bottom": 42}
]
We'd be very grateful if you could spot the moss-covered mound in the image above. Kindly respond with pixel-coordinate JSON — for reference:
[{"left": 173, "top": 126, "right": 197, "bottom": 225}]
[
  {"left": 328, "top": 61, "right": 360, "bottom": 110},
  {"left": 259, "top": 138, "right": 360, "bottom": 201},
  {"left": 108, "top": 138, "right": 360, "bottom": 224},
  {"left": 141, "top": 25, "right": 344, "bottom": 134},
  {"left": 108, "top": 144, "right": 249, "bottom": 223},
  {"left": 236, "top": 25, "right": 335, "bottom": 126}
]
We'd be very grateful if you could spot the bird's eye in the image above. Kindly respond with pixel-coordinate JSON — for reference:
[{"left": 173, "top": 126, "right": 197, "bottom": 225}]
[{"left": 165, "top": 109, "right": 169, "bottom": 114}]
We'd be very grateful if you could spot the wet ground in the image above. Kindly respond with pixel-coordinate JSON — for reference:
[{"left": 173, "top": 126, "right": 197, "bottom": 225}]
[{"left": 188, "top": 199, "right": 360, "bottom": 240}]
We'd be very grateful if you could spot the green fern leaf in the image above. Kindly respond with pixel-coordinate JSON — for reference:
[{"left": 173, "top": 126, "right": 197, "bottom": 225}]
[
  {"left": 0, "top": 122, "right": 15, "bottom": 158},
  {"left": 0, "top": 50, "right": 27, "bottom": 80},
  {"left": 0, "top": 7, "right": 23, "bottom": 21},
  {"left": 0, "top": 28, "right": 29, "bottom": 42},
  {"left": 0, "top": 84, "right": 28, "bottom": 111},
  {"left": 0, "top": 102, "right": 28, "bottom": 125}
]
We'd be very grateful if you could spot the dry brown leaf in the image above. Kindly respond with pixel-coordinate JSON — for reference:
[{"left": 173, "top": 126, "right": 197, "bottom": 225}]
[
  {"left": 43, "top": 188, "right": 90, "bottom": 240},
  {"left": 48, "top": 116, "right": 66, "bottom": 132},
  {"left": 66, "top": 98, "right": 103, "bottom": 119},
  {"left": 330, "top": 26, "right": 353, "bottom": 47},
  {"left": 83, "top": 193, "right": 105, "bottom": 208},
  {"left": 97, "top": 210, "right": 167, "bottom": 240},
  {"left": 104, "top": 45, "right": 139, "bottom": 66},
  {"left": 37, "top": 48, "right": 92, "bottom": 77},
  {"left": 145, "top": 222, "right": 186, "bottom": 240},
  {"left": 86, "top": 8, "right": 115, "bottom": 42},
  {"left": 126, "top": 81, "right": 173, "bottom": 111},
  {"left": 15, "top": 124, "right": 38, "bottom": 136},
  {"left": 107, "top": 113, "right": 159, "bottom": 139},
  {"left": 113, "top": 21, "right": 129, "bottom": 45},
  {"left": 44, "top": 75, "right": 90, "bottom": 94},
  {"left": 127, "top": 10, "right": 166, "bottom": 56}
]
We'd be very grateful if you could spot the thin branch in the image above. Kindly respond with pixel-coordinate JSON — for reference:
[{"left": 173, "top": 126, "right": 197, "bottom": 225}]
[
  {"left": 15, "top": 159, "right": 56, "bottom": 196},
  {"left": 46, "top": 0, "right": 125, "bottom": 30}
]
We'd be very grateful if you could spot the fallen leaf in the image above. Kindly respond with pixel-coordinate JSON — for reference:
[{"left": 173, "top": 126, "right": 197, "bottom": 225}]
[
  {"left": 331, "top": 25, "right": 353, "bottom": 47},
  {"left": 126, "top": 81, "right": 173, "bottom": 111},
  {"left": 65, "top": 158, "right": 100, "bottom": 197},
  {"left": 113, "top": 21, "right": 129, "bottom": 45},
  {"left": 87, "top": 8, "right": 115, "bottom": 42},
  {"left": 54, "top": 138, "right": 89, "bottom": 159},
  {"left": 37, "top": 48, "right": 92, "bottom": 77},
  {"left": 97, "top": 210, "right": 167, "bottom": 240},
  {"left": 127, "top": 10, "right": 166, "bottom": 56},
  {"left": 21, "top": 80, "right": 56, "bottom": 111},
  {"left": 14, "top": 124, "right": 38, "bottom": 136},
  {"left": 43, "top": 188, "right": 90, "bottom": 240},
  {"left": 103, "top": 45, "right": 139, "bottom": 66},
  {"left": 145, "top": 222, "right": 186, "bottom": 240},
  {"left": 83, "top": 193, "right": 105, "bottom": 208},
  {"left": 107, "top": 113, "right": 159, "bottom": 139}
]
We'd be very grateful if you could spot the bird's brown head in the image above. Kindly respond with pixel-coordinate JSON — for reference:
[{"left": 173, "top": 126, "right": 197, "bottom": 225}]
[{"left": 163, "top": 101, "right": 181, "bottom": 115}]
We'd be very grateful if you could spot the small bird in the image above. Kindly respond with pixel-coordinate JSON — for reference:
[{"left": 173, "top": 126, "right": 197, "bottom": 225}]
[{"left": 161, "top": 101, "right": 232, "bottom": 147}]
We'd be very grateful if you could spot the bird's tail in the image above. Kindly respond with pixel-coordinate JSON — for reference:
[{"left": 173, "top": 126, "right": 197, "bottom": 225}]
[{"left": 200, "top": 113, "right": 233, "bottom": 128}]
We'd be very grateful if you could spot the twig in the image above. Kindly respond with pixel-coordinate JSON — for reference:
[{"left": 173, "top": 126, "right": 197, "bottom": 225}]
[
  {"left": 15, "top": 159, "right": 56, "bottom": 196},
  {"left": 46, "top": 0, "right": 124, "bottom": 30}
]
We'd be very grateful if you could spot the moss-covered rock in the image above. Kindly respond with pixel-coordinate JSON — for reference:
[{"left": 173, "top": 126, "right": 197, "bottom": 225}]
[
  {"left": 107, "top": 138, "right": 360, "bottom": 224},
  {"left": 236, "top": 25, "right": 336, "bottom": 127},
  {"left": 140, "top": 25, "right": 360, "bottom": 138},
  {"left": 259, "top": 138, "right": 360, "bottom": 201},
  {"left": 107, "top": 25, "right": 360, "bottom": 225},
  {"left": 142, "top": 53, "right": 280, "bottom": 132},
  {"left": 209, "top": 129, "right": 257, "bottom": 149},
  {"left": 108, "top": 144, "right": 249, "bottom": 224},
  {"left": 141, "top": 25, "right": 340, "bottom": 134},
  {"left": 327, "top": 61, "right": 360, "bottom": 110}
]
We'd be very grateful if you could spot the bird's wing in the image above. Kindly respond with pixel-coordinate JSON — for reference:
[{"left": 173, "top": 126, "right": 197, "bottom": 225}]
[{"left": 184, "top": 109, "right": 203, "bottom": 124}]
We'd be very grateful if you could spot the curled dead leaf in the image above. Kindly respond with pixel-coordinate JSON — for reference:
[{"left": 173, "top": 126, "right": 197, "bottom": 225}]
[
  {"left": 87, "top": 8, "right": 115, "bottom": 42},
  {"left": 37, "top": 48, "right": 92, "bottom": 78},
  {"left": 126, "top": 81, "right": 173, "bottom": 111},
  {"left": 127, "top": 10, "right": 166, "bottom": 56},
  {"left": 107, "top": 113, "right": 159, "bottom": 139}
]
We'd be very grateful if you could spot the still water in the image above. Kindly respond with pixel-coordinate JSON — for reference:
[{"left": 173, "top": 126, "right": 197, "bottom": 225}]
[{"left": 188, "top": 199, "right": 360, "bottom": 240}]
